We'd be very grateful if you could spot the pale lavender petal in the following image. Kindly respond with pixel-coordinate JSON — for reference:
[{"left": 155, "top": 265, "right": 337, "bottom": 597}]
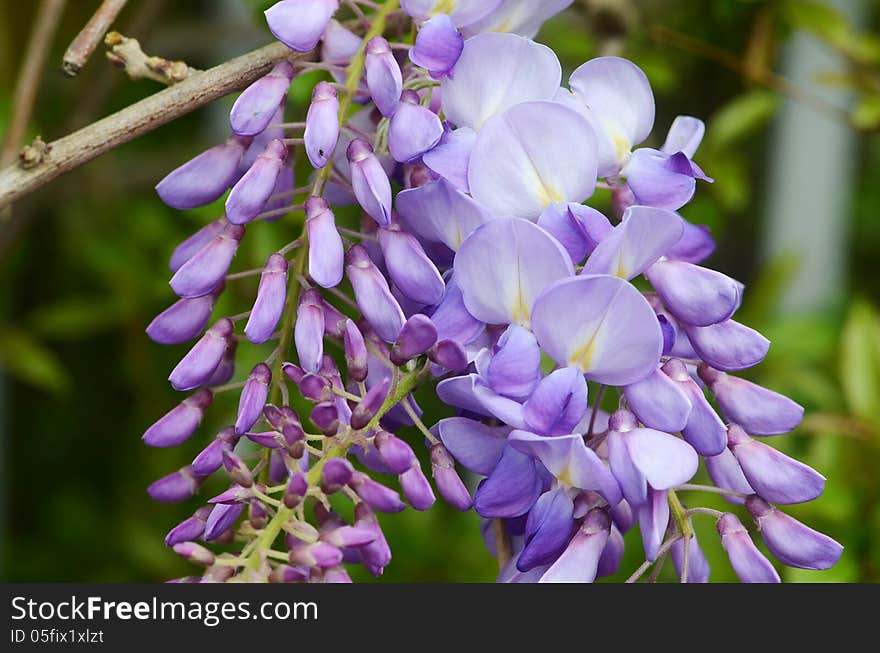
[
  {"left": 540, "top": 507, "right": 610, "bottom": 583},
  {"left": 305, "top": 197, "right": 344, "bottom": 288},
  {"left": 638, "top": 488, "right": 669, "bottom": 562},
  {"left": 667, "top": 219, "right": 716, "bottom": 264},
  {"left": 717, "top": 513, "right": 780, "bottom": 583},
  {"left": 347, "top": 139, "right": 392, "bottom": 226},
  {"left": 379, "top": 224, "right": 445, "bottom": 305},
  {"left": 531, "top": 275, "right": 662, "bottom": 385},
  {"left": 625, "top": 427, "right": 699, "bottom": 491},
  {"left": 234, "top": 363, "right": 271, "bottom": 434},
  {"left": 518, "top": 486, "right": 575, "bottom": 571},
  {"left": 409, "top": 14, "right": 464, "bottom": 78},
  {"left": 435, "top": 374, "right": 491, "bottom": 417},
  {"left": 468, "top": 101, "right": 597, "bottom": 220},
  {"left": 388, "top": 93, "right": 444, "bottom": 163},
  {"left": 684, "top": 319, "right": 770, "bottom": 372},
  {"left": 396, "top": 178, "right": 492, "bottom": 251},
  {"left": 671, "top": 532, "right": 711, "bottom": 583},
  {"left": 265, "top": 0, "right": 339, "bottom": 52},
  {"left": 402, "top": 0, "right": 502, "bottom": 27},
  {"left": 428, "top": 274, "right": 485, "bottom": 344},
  {"left": 422, "top": 127, "right": 477, "bottom": 192},
  {"left": 623, "top": 368, "right": 692, "bottom": 433},
  {"left": 436, "top": 416, "right": 508, "bottom": 475},
  {"left": 473, "top": 445, "right": 542, "bottom": 518},
  {"left": 624, "top": 148, "right": 712, "bottom": 211},
  {"left": 304, "top": 81, "right": 340, "bottom": 169},
  {"left": 346, "top": 245, "right": 405, "bottom": 342},
  {"left": 462, "top": 0, "right": 574, "bottom": 38},
  {"left": 170, "top": 223, "right": 244, "bottom": 299},
  {"left": 294, "top": 289, "right": 325, "bottom": 374},
  {"left": 230, "top": 61, "right": 295, "bottom": 136},
  {"left": 156, "top": 137, "right": 249, "bottom": 210},
  {"left": 537, "top": 202, "right": 612, "bottom": 265},
  {"left": 473, "top": 381, "right": 527, "bottom": 429},
  {"left": 661, "top": 116, "right": 705, "bottom": 158},
  {"left": 662, "top": 359, "right": 727, "bottom": 456},
  {"left": 365, "top": 36, "right": 403, "bottom": 118},
  {"left": 705, "top": 448, "right": 754, "bottom": 504},
  {"left": 522, "top": 367, "right": 588, "bottom": 436},
  {"left": 485, "top": 325, "right": 541, "bottom": 398},
  {"left": 225, "top": 139, "right": 286, "bottom": 225},
  {"left": 244, "top": 253, "right": 288, "bottom": 344},
  {"left": 646, "top": 260, "right": 741, "bottom": 327}
]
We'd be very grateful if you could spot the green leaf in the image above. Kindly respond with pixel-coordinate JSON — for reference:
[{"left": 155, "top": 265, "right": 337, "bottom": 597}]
[
  {"left": 0, "top": 327, "right": 70, "bottom": 394},
  {"left": 839, "top": 299, "right": 880, "bottom": 424}
]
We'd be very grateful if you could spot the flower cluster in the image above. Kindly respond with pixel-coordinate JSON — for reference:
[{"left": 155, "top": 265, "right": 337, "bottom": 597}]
[{"left": 143, "top": 0, "right": 842, "bottom": 583}]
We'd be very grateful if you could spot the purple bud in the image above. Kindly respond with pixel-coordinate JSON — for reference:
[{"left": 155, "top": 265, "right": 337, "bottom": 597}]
[
  {"left": 208, "top": 484, "right": 253, "bottom": 505},
  {"left": 168, "top": 319, "right": 234, "bottom": 391},
  {"left": 222, "top": 449, "right": 254, "bottom": 488},
  {"left": 658, "top": 314, "right": 676, "bottom": 355},
  {"left": 429, "top": 338, "right": 468, "bottom": 372},
  {"left": 169, "top": 219, "right": 227, "bottom": 273},
  {"left": 321, "top": 458, "right": 354, "bottom": 494},
  {"left": 234, "top": 363, "right": 272, "bottom": 434},
  {"left": 294, "top": 289, "right": 325, "bottom": 374},
  {"left": 282, "top": 361, "right": 305, "bottom": 384},
  {"left": 289, "top": 540, "right": 343, "bottom": 569},
  {"left": 662, "top": 358, "right": 726, "bottom": 456},
  {"left": 230, "top": 61, "right": 296, "bottom": 136},
  {"left": 147, "top": 466, "right": 202, "bottom": 503},
  {"left": 284, "top": 473, "right": 308, "bottom": 509},
  {"left": 365, "top": 36, "right": 403, "bottom": 118},
  {"left": 391, "top": 314, "right": 439, "bottom": 365},
  {"left": 250, "top": 499, "right": 269, "bottom": 529},
  {"left": 350, "top": 471, "right": 406, "bottom": 513},
  {"left": 172, "top": 542, "right": 215, "bottom": 566},
  {"left": 227, "top": 139, "right": 288, "bottom": 225},
  {"left": 374, "top": 430, "right": 416, "bottom": 474},
  {"left": 323, "top": 301, "right": 348, "bottom": 337},
  {"left": 699, "top": 364, "right": 804, "bottom": 436},
  {"left": 170, "top": 223, "right": 244, "bottom": 299},
  {"left": 354, "top": 502, "right": 392, "bottom": 574},
  {"left": 597, "top": 525, "right": 625, "bottom": 578},
  {"left": 400, "top": 461, "right": 436, "bottom": 511},
  {"left": 245, "top": 253, "right": 289, "bottom": 344},
  {"left": 717, "top": 512, "right": 780, "bottom": 583},
  {"left": 305, "top": 81, "right": 340, "bottom": 169},
  {"left": 346, "top": 245, "right": 405, "bottom": 342},
  {"left": 322, "top": 18, "right": 360, "bottom": 65},
  {"left": 156, "top": 136, "right": 250, "bottom": 210},
  {"left": 192, "top": 427, "right": 239, "bottom": 476},
  {"left": 379, "top": 223, "right": 446, "bottom": 305},
  {"left": 727, "top": 424, "right": 824, "bottom": 504},
  {"left": 430, "top": 444, "right": 473, "bottom": 511},
  {"left": 389, "top": 90, "right": 444, "bottom": 163},
  {"left": 638, "top": 488, "right": 669, "bottom": 562},
  {"left": 610, "top": 499, "right": 635, "bottom": 534},
  {"left": 270, "top": 565, "right": 310, "bottom": 583},
  {"left": 745, "top": 496, "right": 843, "bottom": 570},
  {"left": 646, "top": 260, "right": 741, "bottom": 327},
  {"left": 623, "top": 368, "right": 692, "bottom": 433},
  {"left": 143, "top": 389, "right": 213, "bottom": 448},
  {"left": 347, "top": 139, "right": 392, "bottom": 226},
  {"left": 350, "top": 376, "right": 390, "bottom": 430},
  {"left": 321, "top": 525, "right": 377, "bottom": 548},
  {"left": 299, "top": 373, "right": 332, "bottom": 402},
  {"left": 671, "top": 533, "right": 711, "bottom": 583},
  {"left": 165, "top": 506, "right": 212, "bottom": 547},
  {"left": 146, "top": 287, "right": 221, "bottom": 345},
  {"left": 683, "top": 319, "right": 770, "bottom": 372},
  {"left": 343, "top": 319, "right": 368, "bottom": 382},
  {"left": 409, "top": 14, "right": 463, "bottom": 79},
  {"left": 265, "top": 0, "right": 339, "bottom": 52},
  {"left": 310, "top": 401, "right": 340, "bottom": 435},
  {"left": 704, "top": 448, "right": 754, "bottom": 504},
  {"left": 205, "top": 339, "right": 237, "bottom": 387},
  {"left": 297, "top": 204, "right": 343, "bottom": 291},
  {"left": 204, "top": 502, "right": 244, "bottom": 541}
]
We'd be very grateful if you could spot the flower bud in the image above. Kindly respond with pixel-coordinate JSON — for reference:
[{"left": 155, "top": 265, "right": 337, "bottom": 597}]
[
  {"left": 745, "top": 496, "right": 843, "bottom": 570},
  {"left": 321, "top": 458, "right": 354, "bottom": 495},
  {"left": 170, "top": 223, "right": 244, "bottom": 299},
  {"left": 646, "top": 260, "right": 741, "bottom": 327},
  {"left": 540, "top": 507, "right": 610, "bottom": 583},
  {"left": 391, "top": 314, "right": 439, "bottom": 365},
  {"left": 234, "top": 363, "right": 272, "bottom": 434},
  {"left": 429, "top": 338, "right": 468, "bottom": 372},
  {"left": 379, "top": 223, "right": 445, "bottom": 305},
  {"left": 289, "top": 540, "right": 343, "bottom": 569},
  {"left": 310, "top": 401, "right": 340, "bottom": 435},
  {"left": 350, "top": 376, "right": 391, "bottom": 430},
  {"left": 172, "top": 542, "right": 215, "bottom": 567},
  {"left": 699, "top": 364, "right": 804, "bottom": 436},
  {"left": 305, "top": 197, "right": 344, "bottom": 288},
  {"left": 717, "top": 512, "right": 780, "bottom": 583},
  {"left": 191, "top": 427, "right": 239, "bottom": 476},
  {"left": 323, "top": 301, "right": 348, "bottom": 337},
  {"left": 346, "top": 245, "right": 405, "bottom": 342},
  {"left": 249, "top": 499, "right": 269, "bottom": 530},
  {"left": 430, "top": 443, "right": 472, "bottom": 511},
  {"left": 305, "top": 81, "right": 340, "bottom": 169},
  {"left": 400, "top": 461, "right": 436, "bottom": 511},
  {"left": 658, "top": 314, "right": 676, "bottom": 355},
  {"left": 597, "top": 525, "right": 625, "bottom": 578},
  {"left": 375, "top": 430, "right": 416, "bottom": 474},
  {"left": 169, "top": 219, "right": 227, "bottom": 273},
  {"left": 245, "top": 253, "right": 289, "bottom": 344},
  {"left": 662, "top": 358, "right": 726, "bottom": 456},
  {"left": 409, "top": 14, "right": 463, "bottom": 79},
  {"left": 168, "top": 319, "right": 234, "bottom": 391},
  {"left": 222, "top": 449, "right": 254, "bottom": 488},
  {"left": 156, "top": 136, "right": 250, "bottom": 210},
  {"left": 269, "top": 565, "right": 310, "bottom": 583},
  {"left": 294, "top": 289, "right": 325, "bottom": 374},
  {"left": 671, "top": 532, "right": 711, "bottom": 583},
  {"left": 347, "top": 139, "right": 392, "bottom": 226},
  {"left": 206, "top": 338, "right": 237, "bottom": 387},
  {"left": 204, "top": 502, "right": 244, "bottom": 541},
  {"left": 389, "top": 90, "right": 444, "bottom": 163},
  {"left": 683, "top": 319, "right": 770, "bottom": 372},
  {"left": 354, "top": 502, "right": 392, "bottom": 575},
  {"left": 226, "top": 139, "right": 287, "bottom": 225},
  {"left": 349, "top": 471, "right": 406, "bottom": 513},
  {"left": 727, "top": 424, "right": 824, "bottom": 504},
  {"left": 265, "top": 0, "right": 339, "bottom": 52},
  {"left": 343, "top": 319, "right": 368, "bottom": 382},
  {"left": 147, "top": 287, "right": 221, "bottom": 345},
  {"left": 208, "top": 484, "right": 253, "bottom": 505},
  {"left": 165, "top": 506, "right": 212, "bottom": 547},
  {"left": 230, "top": 61, "right": 296, "bottom": 136},
  {"left": 638, "top": 488, "right": 669, "bottom": 562},
  {"left": 143, "top": 389, "right": 213, "bottom": 448},
  {"left": 321, "top": 525, "right": 376, "bottom": 548},
  {"left": 623, "top": 368, "right": 692, "bottom": 433},
  {"left": 284, "top": 473, "right": 309, "bottom": 509},
  {"left": 147, "top": 466, "right": 203, "bottom": 503},
  {"left": 298, "top": 373, "right": 332, "bottom": 402},
  {"left": 365, "top": 36, "right": 403, "bottom": 118},
  {"left": 704, "top": 448, "right": 753, "bottom": 504},
  {"left": 321, "top": 566, "right": 353, "bottom": 583}
]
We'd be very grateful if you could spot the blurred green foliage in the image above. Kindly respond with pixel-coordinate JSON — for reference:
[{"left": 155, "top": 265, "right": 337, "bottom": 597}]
[{"left": 1, "top": 0, "right": 879, "bottom": 582}]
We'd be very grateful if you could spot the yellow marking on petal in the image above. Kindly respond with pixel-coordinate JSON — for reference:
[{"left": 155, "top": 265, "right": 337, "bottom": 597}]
[
  {"left": 558, "top": 465, "right": 573, "bottom": 488},
  {"left": 537, "top": 182, "right": 564, "bottom": 207},
  {"left": 612, "top": 130, "right": 632, "bottom": 165},
  {"left": 614, "top": 256, "right": 629, "bottom": 279},
  {"left": 510, "top": 285, "right": 531, "bottom": 327},
  {"left": 569, "top": 337, "right": 596, "bottom": 372},
  {"left": 433, "top": 0, "right": 457, "bottom": 15}
]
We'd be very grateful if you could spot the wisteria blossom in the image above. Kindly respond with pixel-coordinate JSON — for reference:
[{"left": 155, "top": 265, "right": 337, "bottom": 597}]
[{"left": 143, "top": 0, "right": 842, "bottom": 584}]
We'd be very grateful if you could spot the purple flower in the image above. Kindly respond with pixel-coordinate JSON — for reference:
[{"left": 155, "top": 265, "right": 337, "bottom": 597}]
[
  {"left": 146, "top": 286, "right": 222, "bottom": 345},
  {"left": 409, "top": 14, "right": 464, "bottom": 78},
  {"left": 226, "top": 139, "right": 287, "bottom": 225},
  {"left": 156, "top": 136, "right": 250, "bottom": 210},
  {"left": 365, "top": 36, "right": 402, "bottom": 118},
  {"left": 347, "top": 139, "right": 392, "bottom": 226},
  {"left": 230, "top": 61, "right": 296, "bottom": 136},
  {"left": 244, "top": 253, "right": 289, "bottom": 344},
  {"left": 462, "top": 0, "right": 574, "bottom": 38},
  {"left": 265, "top": 0, "right": 339, "bottom": 52},
  {"left": 294, "top": 289, "right": 326, "bottom": 374},
  {"left": 396, "top": 178, "right": 492, "bottom": 251},
  {"left": 170, "top": 223, "right": 244, "bottom": 299},
  {"left": 147, "top": 466, "right": 202, "bottom": 503},
  {"left": 539, "top": 508, "right": 610, "bottom": 583},
  {"left": 379, "top": 222, "right": 445, "bottom": 305},
  {"left": 143, "top": 389, "right": 213, "bottom": 448},
  {"left": 235, "top": 363, "right": 272, "bottom": 434},
  {"left": 717, "top": 512, "right": 780, "bottom": 583},
  {"left": 388, "top": 90, "right": 444, "bottom": 163},
  {"left": 304, "top": 81, "right": 340, "bottom": 169},
  {"left": 168, "top": 319, "right": 234, "bottom": 391},
  {"left": 345, "top": 245, "right": 405, "bottom": 343}
]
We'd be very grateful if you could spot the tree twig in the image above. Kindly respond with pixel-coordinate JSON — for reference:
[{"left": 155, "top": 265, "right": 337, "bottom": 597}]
[
  {"left": 0, "top": 0, "right": 66, "bottom": 169},
  {"left": 104, "top": 31, "right": 198, "bottom": 85},
  {"left": 62, "top": 0, "right": 128, "bottom": 76},
  {"left": 0, "top": 42, "right": 313, "bottom": 210}
]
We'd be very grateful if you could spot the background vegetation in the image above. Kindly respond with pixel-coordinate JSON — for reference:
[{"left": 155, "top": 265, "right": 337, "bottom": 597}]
[{"left": 1, "top": 0, "right": 878, "bottom": 582}]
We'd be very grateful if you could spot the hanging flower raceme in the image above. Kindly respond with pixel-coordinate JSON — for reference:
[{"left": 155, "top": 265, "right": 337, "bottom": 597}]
[{"left": 141, "top": 0, "right": 841, "bottom": 584}]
